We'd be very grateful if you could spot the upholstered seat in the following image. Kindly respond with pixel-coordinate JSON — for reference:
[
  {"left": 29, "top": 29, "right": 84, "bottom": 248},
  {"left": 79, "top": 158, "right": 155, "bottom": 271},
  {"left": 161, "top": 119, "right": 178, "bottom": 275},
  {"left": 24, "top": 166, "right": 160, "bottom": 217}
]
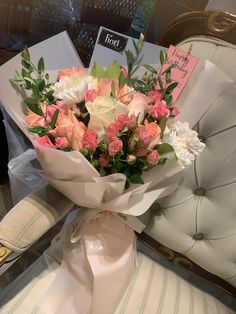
[
  {"left": 144, "top": 36, "right": 236, "bottom": 288},
  {"left": 0, "top": 252, "right": 234, "bottom": 314}
]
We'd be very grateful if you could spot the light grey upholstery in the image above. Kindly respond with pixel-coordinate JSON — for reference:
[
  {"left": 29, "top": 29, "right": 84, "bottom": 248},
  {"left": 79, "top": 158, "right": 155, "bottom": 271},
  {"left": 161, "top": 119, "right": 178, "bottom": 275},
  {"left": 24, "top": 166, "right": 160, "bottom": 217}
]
[{"left": 145, "top": 37, "right": 236, "bottom": 287}]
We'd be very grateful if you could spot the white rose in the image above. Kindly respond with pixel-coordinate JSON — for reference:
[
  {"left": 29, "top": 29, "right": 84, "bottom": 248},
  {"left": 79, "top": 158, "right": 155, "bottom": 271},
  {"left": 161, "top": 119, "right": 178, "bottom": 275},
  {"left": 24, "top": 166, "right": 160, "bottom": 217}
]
[
  {"left": 53, "top": 75, "right": 98, "bottom": 104},
  {"left": 86, "top": 96, "right": 127, "bottom": 136}
]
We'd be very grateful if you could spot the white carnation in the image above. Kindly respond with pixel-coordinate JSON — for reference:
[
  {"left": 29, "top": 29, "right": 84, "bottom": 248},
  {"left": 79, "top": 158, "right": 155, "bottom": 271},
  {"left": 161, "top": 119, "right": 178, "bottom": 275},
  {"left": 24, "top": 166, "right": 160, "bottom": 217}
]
[
  {"left": 163, "top": 121, "right": 205, "bottom": 167},
  {"left": 53, "top": 75, "right": 98, "bottom": 104}
]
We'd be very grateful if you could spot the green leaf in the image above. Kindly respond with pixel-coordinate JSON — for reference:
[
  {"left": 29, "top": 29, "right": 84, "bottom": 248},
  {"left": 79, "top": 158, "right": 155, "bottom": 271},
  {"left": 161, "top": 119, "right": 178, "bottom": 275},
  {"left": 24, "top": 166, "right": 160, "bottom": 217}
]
[
  {"left": 132, "top": 39, "right": 138, "bottom": 54},
  {"left": 105, "top": 61, "right": 121, "bottom": 79},
  {"left": 37, "top": 57, "right": 45, "bottom": 74},
  {"left": 160, "top": 50, "right": 165, "bottom": 65},
  {"left": 24, "top": 76, "right": 35, "bottom": 86},
  {"left": 166, "top": 82, "right": 178, "bottom": 94},
  {"left": 125, "top": 50, "right": 134, "bottom": 65},
  {"left": 143, "top": 64, "right": 157, "bottom": 74},
  {"left": 158, "top": 157, "right": 167, "bottom": 165},
  {"left": 90, "top": 62, "right": 105, "bottom": 78},
  {"left": 21, "top": 68, "right": 28, "bottom": 78},
  {"left": 159, "top": 116, "right": 166, "bottom": 135},
  {"left": 36, "top": 78, "right": 45, "bottom": 92},
  {"left": 128, "top": 171, "right": 144, "bottom": 184},
  {"left": 111, "top": 80, "right": 116, "bottom": 97},
  {"left": 28, "top": 126, "right": 48, "bottom": 136},
  {"left": 161, "top": 63, "right": 177, "bottom": 75},
  {"left": 21, "top": 48, "right": 30, "bottom": 61},
  {"left": 46, "top": 89, "right": 54, "bottom": 101},
  {"left": 21, "top": 59, "right": 32, "bottom": 71},
  {"left": 25, "top": 97, "right": 43, "bottom": 116},
  {"left": 137, "top": 33, "right": 144, "bottom": 53},
  {"left": 158, "top": 143, "right": 174, "bottom": 155},
  {"left": 118, "top": 71, "right": 125, "bottom": 89},
  {"left": 165, "top": 71, "right": 171, "bottom": 83},
  {"left": 164, "top": 94, "right": 173, "bottom": 105},
  {"left": 157, "top": 77, "right": 164, "bottom": 91},
  {"left": 50, "top": 108, "right": 59, "bottom": 129}
]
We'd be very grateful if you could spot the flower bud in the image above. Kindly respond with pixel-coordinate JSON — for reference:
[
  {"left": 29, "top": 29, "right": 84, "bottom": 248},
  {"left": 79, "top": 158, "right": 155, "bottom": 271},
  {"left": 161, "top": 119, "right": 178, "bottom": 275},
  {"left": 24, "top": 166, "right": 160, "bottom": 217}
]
[{"left": 127, "top": 155, "right": 136, "bottom": 165}]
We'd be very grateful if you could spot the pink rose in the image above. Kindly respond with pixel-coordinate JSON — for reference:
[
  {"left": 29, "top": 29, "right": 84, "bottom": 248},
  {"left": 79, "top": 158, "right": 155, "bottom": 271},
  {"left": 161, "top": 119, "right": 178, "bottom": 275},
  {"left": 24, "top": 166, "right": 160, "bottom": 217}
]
[
  {"left": 115, "top": 114, "right": 129, "bottom": 130},
  {"left": 105, "top": 122, "right": 119, "bottom": 142},
  {"left": 99, "top": 155, "right": 109, "bottom": 168},
  {"left": 108, "top": 138, "right": 123, "bottom": 157},
  {"left": 82, "top": 129, "right": 99, "bottom": 151},
  {"left": 85, "top": 89, "right": 98, "bottom": 102},
  {"left": 139, "top": 128, "right": 152, "bottom": 146},
  {"left": 148, "top": 101, "right": 170, "bottom": 120},
  {"left": 127, "top": 114, "right": 137, "bottom": 129},
  {"left": 55, "top": 137, "right": 69, "bottom": 149},
  {"left": 46, "top": 104, "right": 63, "bottom": 122},
  {"left": 36, "top": 135, "right": 55, "bottom": 148},
  {"left": 147, "top": 150, "right": 159, "bottom": 165},
  {"left": 58, "top": 67, "right": 85, "bottom": 79},
  {"left": 127, "top": 92, "right": 149, "bottom": 123}
]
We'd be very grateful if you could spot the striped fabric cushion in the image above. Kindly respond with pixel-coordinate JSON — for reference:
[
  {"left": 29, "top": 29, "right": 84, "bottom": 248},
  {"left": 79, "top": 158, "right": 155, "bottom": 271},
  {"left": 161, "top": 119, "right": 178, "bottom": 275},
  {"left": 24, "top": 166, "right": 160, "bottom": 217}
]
[
  {"left": 115, "top": 254, "right": 235, "bottom": 314},
  {"left": 0, "top": 253, "right": 234, "bottom": 314}
]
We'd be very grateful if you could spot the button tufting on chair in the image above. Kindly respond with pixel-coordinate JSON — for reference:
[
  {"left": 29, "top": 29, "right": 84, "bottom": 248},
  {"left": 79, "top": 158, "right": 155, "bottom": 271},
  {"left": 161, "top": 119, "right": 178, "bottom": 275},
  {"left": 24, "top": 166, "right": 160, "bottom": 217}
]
[
  {"left": 144, "top": 37, "right": 236, "bottom": 287},
  {"left": 193, "top": 232, "right": 204, "bottom": 240},
  {"left": 194, "top": 187, "right": 206, "bottom": 196}
]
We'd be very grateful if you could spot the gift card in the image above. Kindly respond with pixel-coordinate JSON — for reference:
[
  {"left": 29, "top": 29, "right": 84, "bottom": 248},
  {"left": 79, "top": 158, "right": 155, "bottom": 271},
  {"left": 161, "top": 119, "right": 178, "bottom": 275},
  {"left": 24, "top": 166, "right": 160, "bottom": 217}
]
[{"left": 162, "top": 45, "right": 199, "bottom": 102}]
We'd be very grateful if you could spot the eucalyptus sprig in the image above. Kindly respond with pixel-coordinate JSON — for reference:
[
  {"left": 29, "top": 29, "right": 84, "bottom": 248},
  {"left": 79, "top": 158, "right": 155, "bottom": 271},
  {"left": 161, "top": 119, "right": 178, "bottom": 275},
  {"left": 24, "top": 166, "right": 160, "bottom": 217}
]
[{"left": 10, "top": 47, "right": 57, "bottom": 134}]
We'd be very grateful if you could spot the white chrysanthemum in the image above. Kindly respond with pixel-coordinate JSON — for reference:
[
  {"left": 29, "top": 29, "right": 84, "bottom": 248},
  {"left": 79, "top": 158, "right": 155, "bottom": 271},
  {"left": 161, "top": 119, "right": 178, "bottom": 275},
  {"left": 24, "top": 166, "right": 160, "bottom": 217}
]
[
  {"left": 53, "top": 75, "right": 98, "bottom": 104},
  {"left": 163, "top": 121, "right": 205, "bottom": 167}
]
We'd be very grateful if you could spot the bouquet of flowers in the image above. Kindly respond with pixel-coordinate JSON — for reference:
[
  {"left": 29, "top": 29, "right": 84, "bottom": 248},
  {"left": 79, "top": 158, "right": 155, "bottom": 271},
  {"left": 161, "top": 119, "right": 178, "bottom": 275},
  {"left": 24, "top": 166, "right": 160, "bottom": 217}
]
[{"left": 3, "top": 34, "right": 229, "bottom": 314}]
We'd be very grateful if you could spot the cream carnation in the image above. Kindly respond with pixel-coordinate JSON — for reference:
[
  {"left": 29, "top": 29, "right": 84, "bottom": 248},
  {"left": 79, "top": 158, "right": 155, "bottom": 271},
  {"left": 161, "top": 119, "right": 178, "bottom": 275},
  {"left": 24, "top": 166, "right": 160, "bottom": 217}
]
[
  {"left": 53, "top": 75, "right": 98, "bottom": 104},
  {"left": 163, "top": 121, "right": 205, "bottom": 167}
]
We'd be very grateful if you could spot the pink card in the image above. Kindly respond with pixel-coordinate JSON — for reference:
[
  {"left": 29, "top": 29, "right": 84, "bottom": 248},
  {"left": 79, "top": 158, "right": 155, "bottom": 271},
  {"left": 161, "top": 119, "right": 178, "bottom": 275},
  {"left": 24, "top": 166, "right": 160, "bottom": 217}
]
[{"left": 161, "top": 45, "right": 199, "bottom": 102}]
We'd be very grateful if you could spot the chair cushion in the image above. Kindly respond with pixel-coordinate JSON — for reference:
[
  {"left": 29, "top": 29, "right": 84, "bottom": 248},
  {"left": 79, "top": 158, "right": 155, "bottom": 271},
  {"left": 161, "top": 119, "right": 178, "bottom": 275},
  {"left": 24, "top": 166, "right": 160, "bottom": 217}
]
[
  {"left": 0, "top": 252, "right": 234, "bottom": 314},
  {"left": 144, "top": 37, "right": 236, "bottom": 286}
]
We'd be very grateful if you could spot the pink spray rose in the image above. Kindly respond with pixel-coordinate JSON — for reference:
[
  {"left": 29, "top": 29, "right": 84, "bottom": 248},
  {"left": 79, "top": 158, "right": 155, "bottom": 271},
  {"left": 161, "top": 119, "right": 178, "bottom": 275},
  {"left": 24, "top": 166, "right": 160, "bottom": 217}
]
[
  {"left": 147, "top": 150, "right": 159, "bottom": 165},
  {"left": 115, "top": 114, "right": 129, "bottom": 130},
  {"left": 36, "top": 135, "right": 55, "bottom": 148},
  {"left": 82, "top": 129, "right": 99, "bottom": 151},
  {"left": 105, "top": 122, "right": 119, "bottom": 142},
  {"left": 108, "top": 138, "right": 123, "bottom": 157},
  {"left": 99, "top": 155, "right": 109, "bottom": 168},
  {"left": 55, "top": 137, "right": 69, "bottom": 149},
  {"left": 147, "top": 91, "right": 163, "bottom": 103}
]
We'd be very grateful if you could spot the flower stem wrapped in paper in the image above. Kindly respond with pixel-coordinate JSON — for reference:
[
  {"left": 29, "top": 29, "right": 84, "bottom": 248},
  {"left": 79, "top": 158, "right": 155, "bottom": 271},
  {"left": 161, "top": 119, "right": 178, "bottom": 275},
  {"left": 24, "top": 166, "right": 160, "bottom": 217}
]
[{"left": 4, "top": 34, "right": 231, "bottom": 314}]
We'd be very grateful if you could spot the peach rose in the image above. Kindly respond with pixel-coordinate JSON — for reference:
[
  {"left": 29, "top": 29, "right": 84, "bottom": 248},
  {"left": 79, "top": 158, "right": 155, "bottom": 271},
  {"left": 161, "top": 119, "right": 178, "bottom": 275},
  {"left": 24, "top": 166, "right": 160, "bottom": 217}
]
[
  {"left": 97, "top": 78, "right": 131, "bottom": 104},
  {"left": 58, "top": 67, "right": 85, "bottom": 79},
  {"left": 145, "top": 121, "right": 161, "bottom": 149}
]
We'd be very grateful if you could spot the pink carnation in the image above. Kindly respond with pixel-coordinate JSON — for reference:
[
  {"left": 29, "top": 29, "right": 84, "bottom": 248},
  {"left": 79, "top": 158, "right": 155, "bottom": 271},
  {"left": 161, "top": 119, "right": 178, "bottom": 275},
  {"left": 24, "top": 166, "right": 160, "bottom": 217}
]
[
  {"left": 148, "top": 101, "right": 170, "bottom": 120},
  {"left": 108, "top": 138, "right": 123, "bottom": 157},
  {"left": 55, "top": 137, "right": 69, "bottom": 149},
  {"left": 147, "top": 150, "right": 159, "bottom": 165},
  {"left": 172, "top": 106, "right": 180, "bottom": 117},
  {"left": 105, "top": 123, "right": 119, "bottom": 142},
  {"left": 82, "top": 129, "right": 99, "bottom": 151},
  {"left": 36, "top": 135, "right": 55, "bottom": 148},
  {"left": 85, "top": 89, "right": 98, "bottom": 102},
  {"left": 148, "top": 91, "right": 163, "bottom": 103},
  {"left": 99, "top": 155, "right": 109, "bottom": 168}
]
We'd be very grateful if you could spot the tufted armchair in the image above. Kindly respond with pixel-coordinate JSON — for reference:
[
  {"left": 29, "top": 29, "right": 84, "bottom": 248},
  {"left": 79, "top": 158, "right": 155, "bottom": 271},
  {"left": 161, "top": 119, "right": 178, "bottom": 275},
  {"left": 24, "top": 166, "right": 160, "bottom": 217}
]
[{"left": 0, "top": 10, "right": 236, "bottom": 314}]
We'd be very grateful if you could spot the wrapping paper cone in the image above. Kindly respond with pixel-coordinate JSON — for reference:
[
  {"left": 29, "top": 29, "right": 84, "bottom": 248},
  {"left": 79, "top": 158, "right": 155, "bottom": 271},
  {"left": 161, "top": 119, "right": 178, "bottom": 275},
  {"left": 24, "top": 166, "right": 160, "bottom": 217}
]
[{"left": 38, "top": 212, "right": 135, "bottom": 314}]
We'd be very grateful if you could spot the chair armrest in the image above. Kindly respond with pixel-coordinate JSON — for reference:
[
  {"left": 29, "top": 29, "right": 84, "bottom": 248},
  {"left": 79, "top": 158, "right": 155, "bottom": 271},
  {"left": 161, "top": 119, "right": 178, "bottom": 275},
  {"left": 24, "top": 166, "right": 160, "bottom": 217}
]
[{"left": 0, "top": 184, "right": 74, "bottom": 257}]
